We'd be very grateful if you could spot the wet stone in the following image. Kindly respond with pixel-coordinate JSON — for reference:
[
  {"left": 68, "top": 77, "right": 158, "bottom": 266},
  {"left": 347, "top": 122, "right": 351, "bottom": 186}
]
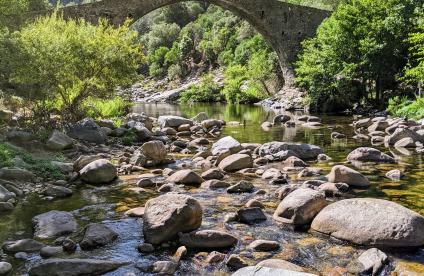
[{"left": 237, "top": 207, "right": 267, "bottom": 224}]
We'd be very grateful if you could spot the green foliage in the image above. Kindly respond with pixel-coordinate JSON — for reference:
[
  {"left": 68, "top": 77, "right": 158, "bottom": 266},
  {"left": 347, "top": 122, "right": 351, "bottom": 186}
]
[
  {"left": 387, "top": 96, "right": 424, "bottom": 119},
  {"left": 285, "top": 0, "right": 341, "bottom": 10},
  {"left": 3, "top": 13, "right": 143, "bottom": 122},
  {"left": 0, "top": 0, "right": 49, "bottom": 29},
  {"left": 404, "top": 7, "right": 424, "bottom": 84},
  {"left": 84, "top": 97, "right": 132, "bottom": 120},
  {"left": 136, "top": 4, "right": 280, "bottom": 102},
  {"left": 296, "top": 0, "right": 421, "bottom": 112},
  {"left": 180, "top": 75, "right": 223, "bottom": 103},
  {"left": 122, "top": 129, "right": 138, "bottom": 146},
  {"left": 0, "top": 143, "right": 64, "bottom": 179}
]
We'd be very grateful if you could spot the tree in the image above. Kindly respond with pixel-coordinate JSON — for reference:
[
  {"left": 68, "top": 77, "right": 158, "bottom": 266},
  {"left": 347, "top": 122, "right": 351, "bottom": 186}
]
[
  {"left": 295, "top": 0, "right": 421, "bottom": 112},
  {"left": 0, "top": 0, "right": 49, "bottom": 29},
  {"left": 6, "top": 13, "right": 143, "bottom": 121}
]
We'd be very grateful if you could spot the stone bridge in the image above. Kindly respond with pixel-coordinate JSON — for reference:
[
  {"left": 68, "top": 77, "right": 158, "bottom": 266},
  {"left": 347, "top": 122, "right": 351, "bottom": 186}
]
[{"left": 56, "top": 0, "right": 330, "bottom": 88}]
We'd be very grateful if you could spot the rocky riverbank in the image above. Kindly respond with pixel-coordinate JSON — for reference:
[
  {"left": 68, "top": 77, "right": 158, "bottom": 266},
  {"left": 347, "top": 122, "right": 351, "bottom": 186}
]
[{"left": 0, "top": 108, "right": 423, "bottom": 275}]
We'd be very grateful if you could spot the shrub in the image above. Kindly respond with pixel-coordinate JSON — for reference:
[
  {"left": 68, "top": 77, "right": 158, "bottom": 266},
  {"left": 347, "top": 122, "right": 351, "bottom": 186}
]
[
  {"left": 387, "top": 96, "right": 424, "bottom": 119},
  {"left": 4, "top": 13, "right": 143, "bottom": 122},
  {"left": 180, "top": 75, "right": 223, "bottom": 102},
  {"left": 84, "top": 97, "right": 132, "bottom": 120}
]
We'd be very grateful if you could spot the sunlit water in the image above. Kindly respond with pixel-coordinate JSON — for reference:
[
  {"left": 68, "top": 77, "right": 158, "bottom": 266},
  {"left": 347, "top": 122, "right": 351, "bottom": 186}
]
[{"left": 1, "top": 103, "right": 423, "bottom": 275}]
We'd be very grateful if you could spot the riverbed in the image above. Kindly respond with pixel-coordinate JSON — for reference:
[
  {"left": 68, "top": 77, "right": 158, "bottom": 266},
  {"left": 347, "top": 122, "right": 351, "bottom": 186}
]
[{"left": 1, "top": 103, "right": 423, "bottom": 275}]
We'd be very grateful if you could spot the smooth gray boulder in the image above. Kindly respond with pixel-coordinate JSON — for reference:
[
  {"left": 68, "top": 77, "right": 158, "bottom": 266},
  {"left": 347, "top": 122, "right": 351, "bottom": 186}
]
[
  {"left": 46, "top": 131, "right": 74, "bottom": 151},
  {"left": 311, "top": 198, "right": 424, "bottom": 247},
  {"left": 166, "top": 169, "right": 203, "bottom": 186},
  {"left": 385, "top": 128, "right": 423, "bottom": 146},
  {"left": 143, "top": 194, "right": 202, "bottom": 245},
  {"left": 32, "top": 211, "right": 77, "bottom": 239},
  {"left": 179, "top": 230, "right": 237, "bottom": 248},
  {"left": 347, "top": 147, "right": 394, "bottom": 163},
  {"left": 158, "top": 115, "right": 193, "bottom": 128},
  {"left": 73, "top": 155, "right": 102, "bottom": 172},
  {"left": 79, "top": 159, "right": 117, "bottom": 184},
  {"left": 248, "top": 240, "right": 280, "bottom": 251},
  {"left": 219, "top": 154, "right": 253, "bottom": 172},
  {"left": 28, "top": 258, "right": 126, "bottom": 276},
  {"left": 0, "top": 167, "right": 35, "bottom": 182},
  {"left": 327, "top": 165, "right": 370, "bottom": 188},
  {"left": 0, "top": 262, "right": 12, "bottom": 275},
  {"left": 212, "top": 136, "right": 242, "bottom": 155},
  {"left": 258, "top": 142, "right": 323, "bottom": 160},
  {"left": 0, "top": 184, "right": 16, "bottom": 202},
  {"left": 80, "top": 223, "right": 118, "bottom": 250},
  {"left": 232, "top": 266, "right": 316, "bottom": 276},
  {"left": 273, "top": 188, "right": 327, "bottom": 225},
  {"left": 141, "top": 140, "right": 167, "bottom": 163}
]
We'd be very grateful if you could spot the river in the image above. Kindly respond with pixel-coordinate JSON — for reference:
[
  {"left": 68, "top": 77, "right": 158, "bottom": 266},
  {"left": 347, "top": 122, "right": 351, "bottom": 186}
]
[{"left": 1, "top": 103, "right": 423, "bottom": 275}]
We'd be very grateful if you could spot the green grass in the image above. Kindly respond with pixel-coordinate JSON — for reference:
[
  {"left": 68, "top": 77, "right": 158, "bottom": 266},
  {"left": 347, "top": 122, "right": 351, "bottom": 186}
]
[{"left": 0, "top": 143, "right": 65, "bottom": 179}]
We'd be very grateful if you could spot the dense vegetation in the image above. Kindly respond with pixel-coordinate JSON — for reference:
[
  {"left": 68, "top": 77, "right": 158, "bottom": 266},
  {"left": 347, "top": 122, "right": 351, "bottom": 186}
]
[
  {"left": 295, "top": 0, "right": 423, "bottom": 114},
  {"left": 0, "top": 12, "right": 143, "bottom": 124},
  {"left": 135, "top": 3, "right": 282, "bottom": 103}
]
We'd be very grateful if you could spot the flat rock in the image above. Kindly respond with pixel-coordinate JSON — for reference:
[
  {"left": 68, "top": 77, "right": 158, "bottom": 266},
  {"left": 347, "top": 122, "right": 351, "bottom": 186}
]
[
  {"left": 232, "top": 266, "right": 317, "bottom": 276},
  {"left": 124, "top": 207, "right": 145, "bottom": 217},
  {"left": 227, "top": 181, "right": 254, "bottom": 193},
  {"left": 66, "top": 118, "right": 107, "bottom": 144},
  {"left": 201, "top": 180, "right": 230, "bottom": 189},
  {"left": 248, "top": 240, "right": 280, "bottom": 251},
  {"left": 258, "top": 142, "right": 323, "bottom": 160},
  {"left": 179, "top": 230, "right": 237, "bottom": 248},
  {"left": 2, "top": 239, "right": 44, "bottom": 253},
  {"left": 201, "top": 168, "right": 225, "bottom": 180},
  {"left": 347, "top": 147, "right": 394, "bottom": 163},
  {"left": 219, "top": 154, "right": 253, "bottom": 172},
  {"left": 311, "top": 198, "right": 424, "bottom": 247},
  {"left": 32, "top": 211, "right": 77, "bottom": 239},
  {"left": 258, "top": 259, "right": 306, "bottom": 272},
  {"left": 28, "top": 258, "right": 126, "bottom": 276},
  {"left": 158, "top": 115, "right": 193, "bottom": 128}
]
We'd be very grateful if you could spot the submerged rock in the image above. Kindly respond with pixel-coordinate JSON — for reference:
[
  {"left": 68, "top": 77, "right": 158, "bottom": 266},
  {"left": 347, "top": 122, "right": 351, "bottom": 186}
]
[
  {"left": 32, "top": 211, "right": 77, "bottom": 239},
  {"left": 143, "top": 194, "right": 202, "bottom": 245},
  {"left": 237, "top": 207, "right": 267, "bottom": 224},
  {"left": 28, "top": 258, "right": 127, "bottom": 276},
  {"left": 227, "top": 180, "right": 254, "bottom": 193},
  {"left": 311, "top": 198, "right": 424, "bottom": 247}
]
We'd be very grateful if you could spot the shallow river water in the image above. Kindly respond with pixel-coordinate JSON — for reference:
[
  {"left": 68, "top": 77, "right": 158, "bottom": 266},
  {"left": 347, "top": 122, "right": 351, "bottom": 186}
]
[{"left": 1, "top": 103, "right": 423, "bottom": 275}]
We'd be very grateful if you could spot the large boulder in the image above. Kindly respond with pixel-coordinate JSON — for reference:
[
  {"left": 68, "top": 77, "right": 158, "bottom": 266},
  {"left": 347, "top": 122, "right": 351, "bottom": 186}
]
[
  {"left": 143, "top": 194, "right": 202, "bottom": 244},
  {"left": 219, "top": 154, "right": 253, "bottom": 172},
  {"left": 28, "top": 258, "right": 126, "bottom": 276},
  {"left": 327, "top": 165, "right": 370, "bottom": 188},
  {"left": 179, "top": 230, "right": 237, "bottom": 248},
  {"left": 0, "top": 184, "right": 16, "bottom": 202},
  {"left": 32, "top": 211, "right": 77, "bottom": 239},
  {"left": 46, "top": 131, "right": 74, "bottom": 151},
  {"left": 79, "top": 159, "right": 117, "bottom": 184},
  {"left": 385, "top": 128, "right": 423, "bottom": 146},
  {"left": 73, "top": 155, "right": 102, "bottom": 172},
  {"left": 0, "top": 167, "right": 35, "bottom": 182},
  {"left": 212, "top": 136, "right": 242, "bottom": 155},
  {"left": 311, "top": 198, "right": 424, "bottom": 247},
  {"left": 347, "top": 147, "right": 394, "bottom": 163},
  {"left": 80, "top": 223, "right": 118, "bottom": 250},
  {"left": 273, "top": 188, "right": 327, "bottom": 225},
  {"left": 65, "top": 118, "right": 107, "bottom": 144},
  {"left": 141, "top": 141, "right": 167, "bottom": 163},
  {"left": 166, "top": 169, "right": 203, "bottom": 186},
  {"left": 158, "top": 115, "right": 193, "bottom": 128},
  {"left": 258, "top": 142, "right": 323, "bottom": 160}
]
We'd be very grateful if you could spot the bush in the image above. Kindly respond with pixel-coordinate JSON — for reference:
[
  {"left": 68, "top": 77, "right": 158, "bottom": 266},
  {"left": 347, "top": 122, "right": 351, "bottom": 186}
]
[
  {"left": 180, "top": 75, "right": 223, "bottom": 102},
  {"left": 3, "top": 13, "right": 143, "bottom": 122},
  {"left": 84, "top": 97, "right": 131, "bottom": 120},
  {"left": 387, "top": 96, "right": 424, "bottom": 119}
]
